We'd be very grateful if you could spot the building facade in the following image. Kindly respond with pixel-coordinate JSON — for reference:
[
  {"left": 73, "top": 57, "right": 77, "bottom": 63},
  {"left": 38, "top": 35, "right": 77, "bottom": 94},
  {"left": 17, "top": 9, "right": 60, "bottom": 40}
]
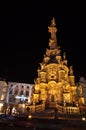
[{"left": 0, "top": 80, "right": 33, "bottom": 112}]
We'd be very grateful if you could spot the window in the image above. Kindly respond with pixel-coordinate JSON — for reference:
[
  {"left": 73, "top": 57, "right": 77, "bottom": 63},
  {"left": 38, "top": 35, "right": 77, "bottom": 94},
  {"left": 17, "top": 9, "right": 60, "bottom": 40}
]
[
  {"left": 26, "top": 91, "right": 29, "bottom": 96},
  {"left": 20, "top": 91, "right": 23, "bottom": 95}
]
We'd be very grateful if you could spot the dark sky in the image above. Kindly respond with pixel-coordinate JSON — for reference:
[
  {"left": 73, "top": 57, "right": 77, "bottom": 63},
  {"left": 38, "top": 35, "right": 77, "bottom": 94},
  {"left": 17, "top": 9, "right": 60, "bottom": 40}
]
[{"left": 0, "top": 3, "right": 86, "bottom": 83}]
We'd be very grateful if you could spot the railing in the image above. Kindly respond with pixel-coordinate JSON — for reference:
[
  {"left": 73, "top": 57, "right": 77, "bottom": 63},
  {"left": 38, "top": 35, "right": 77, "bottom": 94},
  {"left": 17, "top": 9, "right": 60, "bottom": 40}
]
[
  {"left": 56, "top": 104, "right": 80, "bottom": 114},
  {"left": 27, "top": 103, "right": 45, "bottom": 113}
]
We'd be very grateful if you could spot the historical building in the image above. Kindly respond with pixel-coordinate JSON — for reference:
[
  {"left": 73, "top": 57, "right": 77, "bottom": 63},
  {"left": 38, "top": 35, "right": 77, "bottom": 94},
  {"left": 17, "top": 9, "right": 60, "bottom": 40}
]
[
  {"left": 0, "top": 80, "right": 8, "bottom": 112},
  {"left": 30, "top": 18, "right": 86, "bottom": 114},
  {"left": 0, "top": 18, "right": 86, "bottom": 115},
  {"left": 0, "top": 80, "right": 33, "bottom": 112},
  {"left": 7, "top": 82, "right": 33, "bottom": 104}
]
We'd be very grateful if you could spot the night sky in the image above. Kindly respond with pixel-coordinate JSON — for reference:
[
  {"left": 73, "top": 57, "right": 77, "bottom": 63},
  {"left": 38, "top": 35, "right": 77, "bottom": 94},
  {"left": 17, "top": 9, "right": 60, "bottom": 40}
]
[{"left": 0, "top": 3, "right": 86, "bottom": 84}]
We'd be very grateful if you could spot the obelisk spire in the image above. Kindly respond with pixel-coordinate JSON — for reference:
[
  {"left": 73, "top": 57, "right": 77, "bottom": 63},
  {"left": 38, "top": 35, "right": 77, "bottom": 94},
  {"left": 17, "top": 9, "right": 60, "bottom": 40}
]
[{"left": 48, "top": 17, "right": 57, "bottom": 49}]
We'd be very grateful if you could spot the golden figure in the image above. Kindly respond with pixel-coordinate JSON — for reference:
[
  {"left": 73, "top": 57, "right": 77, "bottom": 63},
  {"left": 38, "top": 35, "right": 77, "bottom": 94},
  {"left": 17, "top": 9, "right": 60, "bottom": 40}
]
[
  {"left": 70, "top": 66, "right": 73, "bottom": 75},
  {"left": 78, "top": 84, "right": 83, "bottom": 97}
]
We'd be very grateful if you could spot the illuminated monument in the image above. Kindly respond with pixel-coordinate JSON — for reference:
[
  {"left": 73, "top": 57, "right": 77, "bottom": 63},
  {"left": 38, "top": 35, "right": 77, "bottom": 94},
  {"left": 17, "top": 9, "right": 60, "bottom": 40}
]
[
  {"left": 0, "top": 18, "right": 86, "bottom": 115},
  {"left": 30, "top": 18, "right": 86, "bottom": 114}
]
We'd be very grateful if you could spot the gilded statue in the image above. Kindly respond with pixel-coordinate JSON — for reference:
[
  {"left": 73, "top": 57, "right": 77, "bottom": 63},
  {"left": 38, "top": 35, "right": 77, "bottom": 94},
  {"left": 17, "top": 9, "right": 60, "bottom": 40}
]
[
  {"left": 78, "top": 84, "right": 83, "bottom": 97},
  {"left": 70, "top": 66, "right": 73, "bottom": 75}
]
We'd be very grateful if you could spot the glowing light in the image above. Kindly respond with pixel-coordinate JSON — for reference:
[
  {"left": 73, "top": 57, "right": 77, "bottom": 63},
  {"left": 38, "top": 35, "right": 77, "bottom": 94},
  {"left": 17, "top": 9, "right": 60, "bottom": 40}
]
[
  {"left": 0, "top": 103, "right": 3, "bottom": 106},
  {"left": 22, "top": 104, "right": 25, "bottom": 108},
  {"left": 82, "top": 117, "right": 86, "bottom": 121},
  {"left": 15, "top": 95, "right": 28, "bottom": 100},
  {"left": 28, "top": 115, "right": 32, "bottom": 119}
]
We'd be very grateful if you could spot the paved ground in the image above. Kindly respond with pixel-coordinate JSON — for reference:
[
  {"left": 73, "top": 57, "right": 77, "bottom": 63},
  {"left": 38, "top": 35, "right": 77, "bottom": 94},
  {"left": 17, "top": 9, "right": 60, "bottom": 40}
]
[
  {"left": 0, "top": 116, "right": 86, "bottom": 130},
  {"left": 0, "top": 111, "right": 86, "bottom": 130}
]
